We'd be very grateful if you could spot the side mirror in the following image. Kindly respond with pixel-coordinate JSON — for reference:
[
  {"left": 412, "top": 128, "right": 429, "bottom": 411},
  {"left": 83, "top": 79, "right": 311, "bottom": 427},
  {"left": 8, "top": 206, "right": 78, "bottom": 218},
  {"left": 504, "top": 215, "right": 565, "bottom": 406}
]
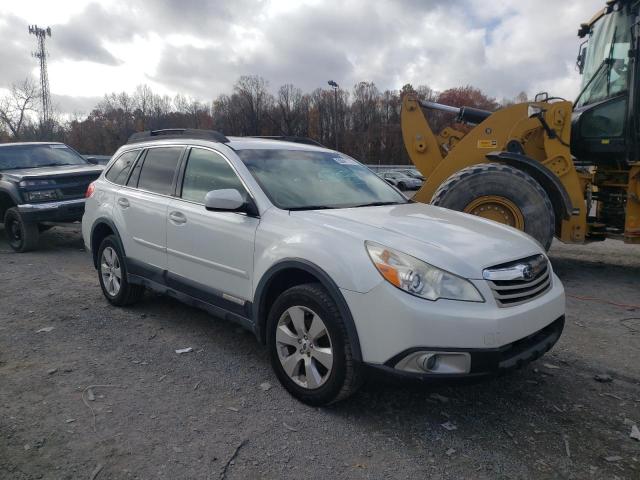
[
  {"left": 86, "top": 156, "right": 98, "bottom": 165},
  {"left": 577, "top": 46, "right": 587, "bottom": 74},
  {"left": 204, "top": 189, "right": 248, "bottom": 212}
]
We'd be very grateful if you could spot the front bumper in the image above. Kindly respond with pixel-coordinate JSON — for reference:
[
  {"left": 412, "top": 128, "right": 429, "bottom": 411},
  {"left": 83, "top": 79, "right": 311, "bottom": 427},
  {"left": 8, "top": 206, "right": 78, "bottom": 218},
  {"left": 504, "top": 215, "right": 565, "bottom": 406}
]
[
  {"left": 17, "top": 198, "right": 86, "bottom": 223},
  {"left": 368, "top": 315, "right": 564, "bottom": 380},
  {"left": 341, "top": 273, "right": 565, "bottom": 369}
]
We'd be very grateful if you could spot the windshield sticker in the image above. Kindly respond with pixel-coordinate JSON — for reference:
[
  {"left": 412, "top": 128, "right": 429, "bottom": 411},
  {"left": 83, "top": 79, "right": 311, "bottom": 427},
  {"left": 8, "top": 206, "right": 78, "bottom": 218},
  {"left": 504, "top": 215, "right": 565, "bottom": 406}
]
[
  {"left": 333, "top": 157, "right": 358, "bottom": 165},
  {"left": 49, "top": 145, "right": 69, "bottom": 149}
]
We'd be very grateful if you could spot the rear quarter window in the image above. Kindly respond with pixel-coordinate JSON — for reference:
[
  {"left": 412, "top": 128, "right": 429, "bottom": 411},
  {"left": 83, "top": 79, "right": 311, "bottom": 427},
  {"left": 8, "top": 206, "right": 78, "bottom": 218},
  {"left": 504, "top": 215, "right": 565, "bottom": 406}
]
[{"left": 105, "top": 150, "right": 139, "bottom": 185}]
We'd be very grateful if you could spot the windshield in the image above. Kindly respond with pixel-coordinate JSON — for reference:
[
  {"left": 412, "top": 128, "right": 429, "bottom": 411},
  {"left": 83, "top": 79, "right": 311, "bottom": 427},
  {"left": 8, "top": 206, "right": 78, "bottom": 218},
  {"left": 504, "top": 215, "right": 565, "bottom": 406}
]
[
  {"left": 0, "top": 144, "right": 88, "bottom": 170},
  {"left": 237, "top": 149, "right": 407, "bottom": 210},
  {"left": 576, "top": 8, "right": 632, "bottom": 107}
]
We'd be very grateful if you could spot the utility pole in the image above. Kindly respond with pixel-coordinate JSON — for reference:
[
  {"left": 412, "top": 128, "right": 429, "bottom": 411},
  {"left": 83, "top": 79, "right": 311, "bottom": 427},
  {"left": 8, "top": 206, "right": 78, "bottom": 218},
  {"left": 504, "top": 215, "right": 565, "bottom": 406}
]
[
  {"left": 328, "top": 80, "right": 339, "bottom": 149},
  {"left": 28, "top": 25, "right": 52, "bottom": 130}
]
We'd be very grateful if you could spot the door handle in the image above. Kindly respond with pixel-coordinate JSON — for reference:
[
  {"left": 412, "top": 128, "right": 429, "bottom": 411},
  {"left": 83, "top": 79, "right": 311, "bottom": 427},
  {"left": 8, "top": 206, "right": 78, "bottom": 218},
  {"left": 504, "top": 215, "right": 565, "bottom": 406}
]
[
  {"left": 169, "top": 211, "right": 187, "bottom": 224},
  {"left": 117, "top": 197, "right": 129, "bottom": 208}
]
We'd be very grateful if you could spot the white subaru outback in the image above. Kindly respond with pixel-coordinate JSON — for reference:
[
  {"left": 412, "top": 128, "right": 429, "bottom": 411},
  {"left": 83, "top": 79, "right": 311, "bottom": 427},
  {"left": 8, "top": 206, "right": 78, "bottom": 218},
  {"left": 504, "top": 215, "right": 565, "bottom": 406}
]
[{"left": 82, "top": 129, "right": 565, "bottom": 405}]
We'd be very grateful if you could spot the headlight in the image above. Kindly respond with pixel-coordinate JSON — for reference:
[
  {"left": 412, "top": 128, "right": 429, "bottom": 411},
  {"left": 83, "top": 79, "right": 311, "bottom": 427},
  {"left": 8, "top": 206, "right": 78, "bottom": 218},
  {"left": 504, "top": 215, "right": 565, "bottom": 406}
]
[
  {"left": 365, "top": 241, "right": 484, "bottom": 302},
  {"left": 25, "top": 189, "right": 59, "bottom": 202}
]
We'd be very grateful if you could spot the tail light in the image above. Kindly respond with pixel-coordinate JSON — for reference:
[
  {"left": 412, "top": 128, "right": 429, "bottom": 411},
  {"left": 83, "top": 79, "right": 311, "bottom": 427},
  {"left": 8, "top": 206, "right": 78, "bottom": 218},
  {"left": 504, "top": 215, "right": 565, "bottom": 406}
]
[{"left": 86, "top": 182, "right": 96, "bottom": 198}]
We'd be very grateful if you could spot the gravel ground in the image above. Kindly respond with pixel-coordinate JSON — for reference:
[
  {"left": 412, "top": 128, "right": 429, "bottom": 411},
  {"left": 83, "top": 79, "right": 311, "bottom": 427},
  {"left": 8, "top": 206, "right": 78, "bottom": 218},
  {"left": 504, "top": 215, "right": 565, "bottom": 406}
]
[{"left": 0, "top": 225, "right": 639, "bottom": 479}]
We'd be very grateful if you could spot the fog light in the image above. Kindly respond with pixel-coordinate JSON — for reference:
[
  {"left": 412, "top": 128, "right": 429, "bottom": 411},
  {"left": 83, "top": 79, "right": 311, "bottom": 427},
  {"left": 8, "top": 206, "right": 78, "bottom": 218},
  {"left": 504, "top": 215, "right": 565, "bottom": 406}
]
[
  {"left": 394, "top": 351, "right": 471, "bottom": 374},
  {"left": 422, "top": 354, "right": 438, "bottom": 371}
]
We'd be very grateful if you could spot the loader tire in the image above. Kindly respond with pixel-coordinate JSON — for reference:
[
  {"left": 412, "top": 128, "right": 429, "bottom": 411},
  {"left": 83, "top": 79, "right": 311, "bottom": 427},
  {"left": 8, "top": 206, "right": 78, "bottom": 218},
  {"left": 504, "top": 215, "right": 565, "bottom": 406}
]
[{"left": 431, "top": 163, "right": 555, "bottom": 250}]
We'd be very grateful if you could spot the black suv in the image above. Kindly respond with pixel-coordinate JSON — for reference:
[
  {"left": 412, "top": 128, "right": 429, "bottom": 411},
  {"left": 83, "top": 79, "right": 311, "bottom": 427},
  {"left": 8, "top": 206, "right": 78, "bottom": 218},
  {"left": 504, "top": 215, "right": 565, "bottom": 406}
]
[{"left": 0, "top": 142, "right": 103, "bottom": 252}]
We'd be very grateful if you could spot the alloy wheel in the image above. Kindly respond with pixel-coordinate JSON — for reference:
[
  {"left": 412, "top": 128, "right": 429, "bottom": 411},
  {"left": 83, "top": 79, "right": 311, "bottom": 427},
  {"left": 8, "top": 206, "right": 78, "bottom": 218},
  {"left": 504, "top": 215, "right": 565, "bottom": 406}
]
[
  {"left": 101, "top": 246, "right": 122, "bottom": 297},
  {"left": 275, "top": 305, "right": 334, "bottom": 389}
]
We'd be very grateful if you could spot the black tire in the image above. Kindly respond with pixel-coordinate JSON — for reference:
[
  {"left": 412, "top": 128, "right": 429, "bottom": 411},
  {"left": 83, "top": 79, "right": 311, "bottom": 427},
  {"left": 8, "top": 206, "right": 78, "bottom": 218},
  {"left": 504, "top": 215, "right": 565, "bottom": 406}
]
[
  {"left": 97, "top": 235, "right": 144, "bottom": 306},
  {"left": 267, "top": 283, "right": 363, "bottom": 406},
  {"left": 431, "top": 163, "right": 555, "bottom": 250},
  {"left": 397, "top": 182, "right": 406, "bottom": 190},
  {"left": 4, "top": 207, "right": 39, "bottom": 252}
]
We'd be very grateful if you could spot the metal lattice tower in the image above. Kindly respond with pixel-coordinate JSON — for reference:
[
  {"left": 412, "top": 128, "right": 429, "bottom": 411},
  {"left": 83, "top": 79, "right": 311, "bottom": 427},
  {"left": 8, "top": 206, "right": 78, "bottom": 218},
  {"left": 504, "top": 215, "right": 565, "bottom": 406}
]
[{"left": 28, "top": 25, "right": 52, "bottom": 126}]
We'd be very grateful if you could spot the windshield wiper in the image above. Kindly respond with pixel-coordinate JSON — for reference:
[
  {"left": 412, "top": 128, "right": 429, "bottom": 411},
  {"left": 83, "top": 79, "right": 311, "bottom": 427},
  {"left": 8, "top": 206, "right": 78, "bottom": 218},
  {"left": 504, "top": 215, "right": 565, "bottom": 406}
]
[
  {"left": 575, "top": 58, "right": 609, "bottom": 105},
  {"left": 350, "top": 201, "right": 405, "bottom": 208},
  {"left": 288, "top": 205, "right": 336, "bottom": 211},
  {"left": 576, "top": 26, "right": 618, "bottom": 106}
]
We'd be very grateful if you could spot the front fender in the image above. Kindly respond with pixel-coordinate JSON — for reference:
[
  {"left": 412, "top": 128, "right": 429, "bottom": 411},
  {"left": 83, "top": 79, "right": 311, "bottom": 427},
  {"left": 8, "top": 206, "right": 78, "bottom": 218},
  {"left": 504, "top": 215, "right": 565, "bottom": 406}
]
[
  {"left": 252, "top": 213, "right": 381, "bottom": 295},
  {"left": 252, "top": 258, "right": 363, "bottom": 361}
]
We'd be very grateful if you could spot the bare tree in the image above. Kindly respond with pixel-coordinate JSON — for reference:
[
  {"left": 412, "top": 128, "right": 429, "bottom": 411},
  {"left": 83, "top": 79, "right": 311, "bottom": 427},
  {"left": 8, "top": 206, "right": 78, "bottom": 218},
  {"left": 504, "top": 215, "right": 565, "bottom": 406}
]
[
  {"left": 133, "top": 84, "right": 154, "bottom": 128},
  {"left": 174, "top": 93, "right": 208, "bottom": 128},
  {"left": 0, "top": 78, "right": 39, "bottom": 139},
  {"left": 277, "top": 84, "right": 304, "bottom": 135},
  {"left": 234, "top": 75, "right": 273, "bottom": 135}
]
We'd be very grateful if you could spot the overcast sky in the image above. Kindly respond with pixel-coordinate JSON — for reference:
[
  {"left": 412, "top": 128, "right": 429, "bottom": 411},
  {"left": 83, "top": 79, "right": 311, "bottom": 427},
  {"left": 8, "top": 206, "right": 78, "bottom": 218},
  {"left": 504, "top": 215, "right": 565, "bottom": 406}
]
[{"left": 0, "top": 0, "right": 603, "bottom": 114}]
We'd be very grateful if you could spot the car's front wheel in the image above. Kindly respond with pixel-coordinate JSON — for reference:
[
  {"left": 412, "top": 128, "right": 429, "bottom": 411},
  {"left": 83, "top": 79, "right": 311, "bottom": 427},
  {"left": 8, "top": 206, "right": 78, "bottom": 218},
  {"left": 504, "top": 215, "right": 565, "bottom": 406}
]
[
  {"left": 267, "top": 283, "right": 362, "bottom": 406},
  {"left": 97, "top": 235, "right": 144, "bottom": 306},
  {"left": 4, "top": 207, "right": 39, "bottom": 252}
]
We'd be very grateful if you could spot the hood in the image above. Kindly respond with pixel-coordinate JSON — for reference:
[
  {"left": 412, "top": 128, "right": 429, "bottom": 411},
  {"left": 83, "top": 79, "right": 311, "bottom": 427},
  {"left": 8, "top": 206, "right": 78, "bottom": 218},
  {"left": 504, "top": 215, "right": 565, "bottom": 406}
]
[
  {"left": 292, "top": 202, "right": 543, "bottom": 279},
  {"left": 0, "top": 164, "right": 103, "bottom": 181}
]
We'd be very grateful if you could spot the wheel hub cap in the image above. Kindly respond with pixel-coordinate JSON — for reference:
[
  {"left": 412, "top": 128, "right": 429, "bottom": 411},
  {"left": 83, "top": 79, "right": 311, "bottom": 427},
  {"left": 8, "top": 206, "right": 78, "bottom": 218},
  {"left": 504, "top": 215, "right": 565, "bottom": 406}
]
[
  {"left": 276, "top": 306, "right": 333, "bottom": 390},
  {"left": 100, "top": 246, "right": 122, "bottom": 297}
]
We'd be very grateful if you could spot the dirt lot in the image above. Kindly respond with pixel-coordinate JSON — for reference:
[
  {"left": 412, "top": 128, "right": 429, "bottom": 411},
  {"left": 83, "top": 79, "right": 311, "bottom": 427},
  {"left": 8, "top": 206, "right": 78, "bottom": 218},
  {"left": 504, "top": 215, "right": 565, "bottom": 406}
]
[{"left": 1, "top": 225, "right": 639, "bottom": 479}]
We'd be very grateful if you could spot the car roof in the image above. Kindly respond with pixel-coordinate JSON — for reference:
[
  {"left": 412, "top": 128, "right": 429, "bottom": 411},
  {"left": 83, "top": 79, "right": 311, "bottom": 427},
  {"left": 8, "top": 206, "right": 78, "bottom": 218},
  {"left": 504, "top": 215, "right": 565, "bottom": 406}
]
[{"left": 0, "top": 142, "right": 65, "bottom": 148}]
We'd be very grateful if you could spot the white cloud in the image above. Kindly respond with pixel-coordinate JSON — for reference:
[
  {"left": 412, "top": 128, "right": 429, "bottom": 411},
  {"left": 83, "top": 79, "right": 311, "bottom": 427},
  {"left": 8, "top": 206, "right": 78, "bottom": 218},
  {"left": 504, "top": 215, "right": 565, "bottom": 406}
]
[{"left": 1, "top": 0, "right": 608, "bottom": 112}]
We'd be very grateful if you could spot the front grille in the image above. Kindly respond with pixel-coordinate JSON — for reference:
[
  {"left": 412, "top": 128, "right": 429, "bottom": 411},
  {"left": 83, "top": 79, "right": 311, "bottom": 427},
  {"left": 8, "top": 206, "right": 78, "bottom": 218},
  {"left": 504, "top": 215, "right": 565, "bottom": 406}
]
[{"left": 484, "top": 255, "right": 552, "bottom": 307}]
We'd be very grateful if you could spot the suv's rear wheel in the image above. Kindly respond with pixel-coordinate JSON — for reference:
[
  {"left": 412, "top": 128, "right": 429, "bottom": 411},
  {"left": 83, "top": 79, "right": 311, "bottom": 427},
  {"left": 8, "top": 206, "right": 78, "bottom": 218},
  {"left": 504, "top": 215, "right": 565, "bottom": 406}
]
[
  {"left": 4, "top": 207, "right": 39, "bottom": 252},
  {"left": 97, "top": 235, "right": 144, "bottom": 306},
  {"left": 267, "top": 283, "right": 362, "bottom": 405}
]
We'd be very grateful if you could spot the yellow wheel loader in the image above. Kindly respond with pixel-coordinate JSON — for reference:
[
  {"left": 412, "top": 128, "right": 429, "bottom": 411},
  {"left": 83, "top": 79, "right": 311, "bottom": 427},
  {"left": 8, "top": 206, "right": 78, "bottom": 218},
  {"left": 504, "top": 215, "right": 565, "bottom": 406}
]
[{"left": 401, "top": 0, "right": 640, "bottom": 250}]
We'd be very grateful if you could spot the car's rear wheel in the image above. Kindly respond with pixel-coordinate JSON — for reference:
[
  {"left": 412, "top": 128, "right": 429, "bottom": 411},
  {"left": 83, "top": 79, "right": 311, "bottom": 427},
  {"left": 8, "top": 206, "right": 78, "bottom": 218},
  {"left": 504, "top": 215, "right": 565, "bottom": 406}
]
[
  {"left": 97, "top": 235, "right": 144, "bottom": 306},
  {"left": 267, "top": 283, "right": 362, "bottom": 406},
  {"left": 4, "top": 207, "right": 39, "bottom": 252}
]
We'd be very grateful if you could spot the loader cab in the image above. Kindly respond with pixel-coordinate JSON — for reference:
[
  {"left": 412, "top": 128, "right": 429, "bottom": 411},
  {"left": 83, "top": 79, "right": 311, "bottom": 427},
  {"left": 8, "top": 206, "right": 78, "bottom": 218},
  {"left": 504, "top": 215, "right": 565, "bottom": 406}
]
[{"left": 571, "top": 0, "right": 637, "bottom": 163}]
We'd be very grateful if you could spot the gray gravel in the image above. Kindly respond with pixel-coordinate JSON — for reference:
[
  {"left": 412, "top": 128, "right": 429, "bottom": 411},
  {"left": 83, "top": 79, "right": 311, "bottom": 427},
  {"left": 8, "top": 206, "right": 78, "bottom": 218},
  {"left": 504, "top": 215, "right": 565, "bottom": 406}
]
[{"left": 1, "top": 225, "right": 639, "bottom": 479}]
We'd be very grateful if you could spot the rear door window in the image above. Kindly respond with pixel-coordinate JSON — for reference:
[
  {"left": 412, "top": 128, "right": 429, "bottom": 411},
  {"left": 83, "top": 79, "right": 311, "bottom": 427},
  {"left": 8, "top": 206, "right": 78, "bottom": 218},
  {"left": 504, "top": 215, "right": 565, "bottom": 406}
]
[
  {"left": 137, "top": 147, "right": 183, "bottom": 196},
  {"left": 105, "top": 150, "right": 139, "bottom": 185}
]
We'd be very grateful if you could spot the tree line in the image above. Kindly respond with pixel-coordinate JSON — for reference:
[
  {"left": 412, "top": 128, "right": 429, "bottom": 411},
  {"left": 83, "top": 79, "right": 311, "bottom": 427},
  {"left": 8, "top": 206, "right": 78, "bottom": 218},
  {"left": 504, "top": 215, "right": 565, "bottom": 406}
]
[{"left": 0, "top": 75, "right": 525, "bottom": 165}]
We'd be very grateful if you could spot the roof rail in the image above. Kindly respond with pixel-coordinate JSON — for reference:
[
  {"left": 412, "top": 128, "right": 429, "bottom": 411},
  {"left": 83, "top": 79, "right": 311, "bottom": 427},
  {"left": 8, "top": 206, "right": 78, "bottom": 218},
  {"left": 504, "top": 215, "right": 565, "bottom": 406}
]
[
  {"left": 250, "top": 136, "right": 325, "bottom": 147},
  {"left": 127, "top": 129, "right": 229, "bottom": 144}
]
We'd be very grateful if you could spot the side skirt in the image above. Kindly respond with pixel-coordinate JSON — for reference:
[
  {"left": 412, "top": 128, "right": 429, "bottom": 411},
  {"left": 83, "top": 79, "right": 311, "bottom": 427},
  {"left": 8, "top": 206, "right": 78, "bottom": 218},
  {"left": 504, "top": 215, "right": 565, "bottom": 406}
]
[{"left": 126, "top": 259, "right": 256, "bottom": 334}]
